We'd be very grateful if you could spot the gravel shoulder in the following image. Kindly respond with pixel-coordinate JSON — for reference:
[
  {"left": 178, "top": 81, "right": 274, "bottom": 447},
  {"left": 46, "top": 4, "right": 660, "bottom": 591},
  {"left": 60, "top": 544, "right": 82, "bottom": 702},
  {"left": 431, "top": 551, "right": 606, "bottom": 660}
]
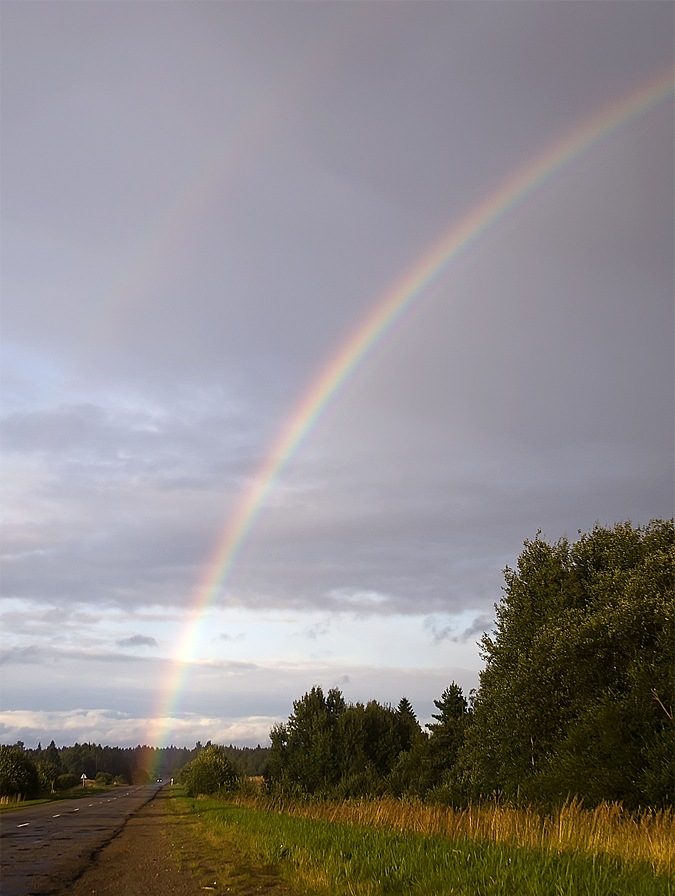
[
  {"left": 61, "top": 788, "right": 202, "bottom": 896},
  {"left": 62, "top": 788, "right": 299, "bottom": 896}
]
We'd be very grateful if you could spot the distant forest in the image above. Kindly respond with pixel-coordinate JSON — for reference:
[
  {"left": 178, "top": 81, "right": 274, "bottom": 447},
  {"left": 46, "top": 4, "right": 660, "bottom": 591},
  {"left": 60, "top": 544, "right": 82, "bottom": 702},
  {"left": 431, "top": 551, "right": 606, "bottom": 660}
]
[
  {"left": 0, "top": 740, "right": 269, "bottom": 797},
  {"left": 2, "top": 520, "right": 673, "bottom": 809}
]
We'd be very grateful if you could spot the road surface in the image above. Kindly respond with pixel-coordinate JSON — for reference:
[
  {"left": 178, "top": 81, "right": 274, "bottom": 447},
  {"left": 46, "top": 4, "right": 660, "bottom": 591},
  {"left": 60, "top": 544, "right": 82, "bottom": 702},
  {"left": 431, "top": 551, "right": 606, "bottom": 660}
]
[{"left": 0, "top": 784, "right": 161, "bottom": 895}]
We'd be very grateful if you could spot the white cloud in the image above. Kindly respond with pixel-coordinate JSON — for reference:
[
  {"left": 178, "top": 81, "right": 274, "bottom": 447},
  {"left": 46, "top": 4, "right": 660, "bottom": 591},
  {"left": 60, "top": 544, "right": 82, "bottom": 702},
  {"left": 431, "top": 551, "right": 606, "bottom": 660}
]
[{"left": 0, "top": 709, "right": 278, "bottom": 750}]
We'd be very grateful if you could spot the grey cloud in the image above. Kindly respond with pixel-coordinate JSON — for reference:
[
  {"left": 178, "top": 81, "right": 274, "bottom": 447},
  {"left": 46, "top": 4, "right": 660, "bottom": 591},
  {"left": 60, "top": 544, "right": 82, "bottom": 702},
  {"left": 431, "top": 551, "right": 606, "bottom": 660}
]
[
  {"left": 0, "top": 645, "right": 42, "bottom": 665},
  {"left": 423, "top": 615, "right": 494, "bottom": 646},
  {"left": 423, "top": 618, "right": 455, "bottom": 646},
  {"left": 116, "top": 635, "right": 158, "bottom": 649},
  {"left": 1, "top": 397, "right": 259, "bottom": 479},
  {"left": 459, "top": 615, "right": 495, "bottom": 642},
  {"left": 301, "top": 620, "right": 331, "bottom": 641}
]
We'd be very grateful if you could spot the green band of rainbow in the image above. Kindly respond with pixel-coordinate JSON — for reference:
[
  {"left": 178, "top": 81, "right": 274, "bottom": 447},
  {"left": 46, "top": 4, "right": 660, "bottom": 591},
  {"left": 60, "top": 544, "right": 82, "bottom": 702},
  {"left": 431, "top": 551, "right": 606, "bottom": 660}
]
[{"left": 149, "top": 65, "right": 673, "bottom": 747}]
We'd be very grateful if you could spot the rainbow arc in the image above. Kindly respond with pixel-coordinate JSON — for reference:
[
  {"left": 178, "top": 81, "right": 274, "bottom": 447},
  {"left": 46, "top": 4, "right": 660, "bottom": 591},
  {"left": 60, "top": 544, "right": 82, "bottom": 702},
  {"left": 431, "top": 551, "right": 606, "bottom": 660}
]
[{"left": 149, "top": 65, "right": 674, "bottom": 748}]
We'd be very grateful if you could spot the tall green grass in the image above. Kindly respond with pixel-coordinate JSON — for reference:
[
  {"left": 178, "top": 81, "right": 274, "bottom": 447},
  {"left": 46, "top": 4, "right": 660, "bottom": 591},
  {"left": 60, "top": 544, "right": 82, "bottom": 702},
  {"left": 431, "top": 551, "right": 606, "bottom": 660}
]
[
  {"left": 171, "top": 791, "right": 672, "bottom": 895},
  {"left": 233, "top": 794, "right": 673, "bottom": 874}
]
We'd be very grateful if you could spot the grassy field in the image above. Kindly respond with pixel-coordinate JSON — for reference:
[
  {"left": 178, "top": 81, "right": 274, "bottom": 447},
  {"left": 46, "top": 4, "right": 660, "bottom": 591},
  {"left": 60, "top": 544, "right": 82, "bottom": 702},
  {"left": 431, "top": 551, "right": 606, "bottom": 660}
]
[{"left": 168, "top": 789, "right": 673, "bottom": 895}]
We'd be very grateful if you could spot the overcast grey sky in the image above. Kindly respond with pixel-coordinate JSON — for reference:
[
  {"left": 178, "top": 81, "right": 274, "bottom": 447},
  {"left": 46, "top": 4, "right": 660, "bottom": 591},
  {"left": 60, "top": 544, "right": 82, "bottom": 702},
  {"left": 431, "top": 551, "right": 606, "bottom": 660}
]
[{"left": 1, "top": 1, "right": 673, "bottom": 749}]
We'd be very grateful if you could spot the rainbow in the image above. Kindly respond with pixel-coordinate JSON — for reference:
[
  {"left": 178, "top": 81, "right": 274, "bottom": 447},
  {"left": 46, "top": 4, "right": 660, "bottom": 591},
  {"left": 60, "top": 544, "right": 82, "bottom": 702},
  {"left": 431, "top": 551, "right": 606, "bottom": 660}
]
[{"left": 149, "top": 65, "right": 673, "bottom": 746}]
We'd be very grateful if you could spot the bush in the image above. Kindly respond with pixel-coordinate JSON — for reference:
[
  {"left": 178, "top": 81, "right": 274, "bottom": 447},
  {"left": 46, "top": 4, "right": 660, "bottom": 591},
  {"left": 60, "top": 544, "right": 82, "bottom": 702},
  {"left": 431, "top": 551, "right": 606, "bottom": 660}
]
[
  {"left": 180, "top": 745, "right": 238, "bottom": 797},
  {"left": 56, "top": 773, "right": 80, "bottom": 791}
]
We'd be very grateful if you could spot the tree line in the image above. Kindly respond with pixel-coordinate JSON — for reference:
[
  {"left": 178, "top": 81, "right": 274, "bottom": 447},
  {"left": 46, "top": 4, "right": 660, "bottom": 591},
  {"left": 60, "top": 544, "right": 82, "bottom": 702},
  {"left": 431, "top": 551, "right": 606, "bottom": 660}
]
[
  {"left": 264, "top": 520, "right": 673, "bottom": 809},
  {"left": 0, "top": 740, "right": 269, "bottom": 800}
]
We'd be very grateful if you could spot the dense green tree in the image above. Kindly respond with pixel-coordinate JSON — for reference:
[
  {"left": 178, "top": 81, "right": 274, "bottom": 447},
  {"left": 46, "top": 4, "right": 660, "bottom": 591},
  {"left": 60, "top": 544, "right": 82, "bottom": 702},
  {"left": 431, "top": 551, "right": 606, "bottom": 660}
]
[
  {"left": 425, "top": 683, "right": 470, "bottom": 800},
  {"left": 222, "top": 744, "right": 269, "bottom": 777},
  {"left": 395, "top": 696, "right": 422, "bottom": 753},
  {"left": 36, "top": 760, "right": 59, "bottom": 793},
  {"left": 335, "top": 701, "right": 405, "bottom": 796},
  {"left": 386, "top": 730, "right": 432, "bottom": 798},
  {"left": 35, "top": 740, "right": 63, "bottom": 793},
  {"left": 461, "top": 520, "right": 674, "bottom": 807},
  {"left": 179, "top": 744, "right": 238, "bottom": 796},
  {"left": 266, "top": 686, "right": 346, "bottom": 795},
  {"left": 2, "top": 742, "right": 268, "bottom": 794},
  {"left": 44, "top": 740, "right": 62, "bottom": 773},
  {"left": 266, "top": 688, "right": 429, "bottom": 797},
  {"left": 0, "top": 746, "right": 39, "bottom": 800}
]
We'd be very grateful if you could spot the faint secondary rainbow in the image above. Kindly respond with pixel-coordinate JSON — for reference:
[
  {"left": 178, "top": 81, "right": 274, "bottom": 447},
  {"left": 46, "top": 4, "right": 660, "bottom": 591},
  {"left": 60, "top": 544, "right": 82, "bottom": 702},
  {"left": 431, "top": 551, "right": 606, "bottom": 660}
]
[
  {"left": 80, "top": 6, "right": 371, "bottom": 367},
  {"left": 150, "top": 65, "right": 673, "bottom": 746}
]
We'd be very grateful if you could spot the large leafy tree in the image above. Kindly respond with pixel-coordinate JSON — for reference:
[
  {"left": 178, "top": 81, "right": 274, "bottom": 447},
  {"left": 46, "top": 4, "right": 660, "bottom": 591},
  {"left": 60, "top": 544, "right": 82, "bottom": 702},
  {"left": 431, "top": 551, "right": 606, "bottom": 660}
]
[
  {"left": 266, "top": 686, "right": 346, "bottom": 795},
  {"left": 0, "top": 746, "right": 40, "bottom": 800},
  {"left": 462, "top": 520, "right": 674, "bottom": 807}
]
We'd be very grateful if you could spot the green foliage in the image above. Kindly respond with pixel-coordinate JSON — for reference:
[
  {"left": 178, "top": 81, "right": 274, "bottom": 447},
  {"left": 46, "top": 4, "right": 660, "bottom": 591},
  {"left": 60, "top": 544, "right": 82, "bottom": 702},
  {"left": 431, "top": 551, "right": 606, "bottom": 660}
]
[
  {"left": 56, "top": 773, "right": 80, "bottom": 790},
  {"left": 266, "top": 520, "right": 673, "bottom": 809},
  {"left": 13, "top": 740, "right": 260, "bottom": 786},
  {"left": 462, "top": 519, "right": 674, "bottom": 807},
  {"left": 222, "top": 744, "right": 269, "bottom": 777},
  {"left": 424, "top": 683, "right": 470, "bottom": 801},
  {"left": 36, "top": 760, "right": 60, "bottom": 793},
  {"left": 266, "top": 685, "right": 476, "bottom": 800},
  {"left": 0, "top": 745, "right": 40, "bottom": 800},
  {"left": 266, "top": 686, "right": 346, "bottom": 795},
  {"left": 180, "top": 744, "right": 238, "bottom": 797}
]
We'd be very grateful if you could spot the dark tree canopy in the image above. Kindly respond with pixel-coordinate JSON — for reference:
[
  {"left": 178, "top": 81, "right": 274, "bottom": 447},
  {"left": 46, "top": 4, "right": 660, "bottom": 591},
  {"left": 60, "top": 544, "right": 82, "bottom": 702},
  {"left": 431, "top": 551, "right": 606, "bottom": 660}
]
[
  {"left": 0, "top": 746, "right": 40, "bottom": 800},
  {"left": 266, "top": 685, "right": 433, "bottom": 798},
  {"left": 461, "top": 519, "right": 674, "bottom": 807}
]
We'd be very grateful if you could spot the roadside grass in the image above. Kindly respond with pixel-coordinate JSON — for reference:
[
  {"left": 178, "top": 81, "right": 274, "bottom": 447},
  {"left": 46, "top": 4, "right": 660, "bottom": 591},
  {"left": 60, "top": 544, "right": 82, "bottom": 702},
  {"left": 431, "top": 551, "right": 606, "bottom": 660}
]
[
  {"left": 237, "top": 794, "right": 673, "bottom": 874},
  {"left": 168, "top": 789, "right": 672, "bottom": 895},
  {"left": 0, "top": 783, "right": 120, "bottom": 812},
  {"left": 162, "top": 788, "right": 298, "bottom": 895}
]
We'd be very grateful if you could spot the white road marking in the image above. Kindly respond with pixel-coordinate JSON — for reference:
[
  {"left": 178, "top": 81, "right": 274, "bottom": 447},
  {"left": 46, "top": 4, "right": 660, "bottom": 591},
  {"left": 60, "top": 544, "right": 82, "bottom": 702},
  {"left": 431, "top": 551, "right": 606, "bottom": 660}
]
[
  {"left": 52, "top": 814, "right": 61, "bottom": 817},
  {"left": 17, "top": 822, "right": 30, "bottom": 827}
]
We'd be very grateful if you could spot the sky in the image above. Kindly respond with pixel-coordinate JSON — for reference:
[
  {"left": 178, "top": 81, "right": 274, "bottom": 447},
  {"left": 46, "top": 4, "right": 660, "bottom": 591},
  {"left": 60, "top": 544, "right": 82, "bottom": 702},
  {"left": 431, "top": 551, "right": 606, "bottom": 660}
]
[{"left": 1, "top": 1, "right": 673, "bottom": 750}]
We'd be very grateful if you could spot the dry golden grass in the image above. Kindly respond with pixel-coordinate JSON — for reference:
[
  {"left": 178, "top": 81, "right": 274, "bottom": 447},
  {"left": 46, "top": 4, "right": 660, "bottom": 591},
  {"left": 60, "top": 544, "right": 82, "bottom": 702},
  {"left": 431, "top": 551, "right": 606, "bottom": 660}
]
[{"left": 233, "top": 794, "right": 674, "bottom": 875}]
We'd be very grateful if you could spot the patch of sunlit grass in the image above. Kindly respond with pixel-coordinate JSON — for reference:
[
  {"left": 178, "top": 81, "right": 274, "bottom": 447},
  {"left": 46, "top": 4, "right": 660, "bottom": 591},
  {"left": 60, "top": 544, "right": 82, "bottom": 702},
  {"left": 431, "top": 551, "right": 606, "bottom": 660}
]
[
  {"left": 172, "top": 790, "right": 672, "bottom": 895},
  {"left": 251, "top": 796, "right": 673, "bottom": 875}
]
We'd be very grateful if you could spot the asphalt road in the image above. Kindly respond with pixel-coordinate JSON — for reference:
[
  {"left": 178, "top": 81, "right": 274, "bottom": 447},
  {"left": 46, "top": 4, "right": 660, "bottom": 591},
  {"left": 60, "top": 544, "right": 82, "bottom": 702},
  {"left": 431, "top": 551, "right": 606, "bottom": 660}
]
[{"left": 0, "top": 784, "right": 162, "bottom": 896}]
